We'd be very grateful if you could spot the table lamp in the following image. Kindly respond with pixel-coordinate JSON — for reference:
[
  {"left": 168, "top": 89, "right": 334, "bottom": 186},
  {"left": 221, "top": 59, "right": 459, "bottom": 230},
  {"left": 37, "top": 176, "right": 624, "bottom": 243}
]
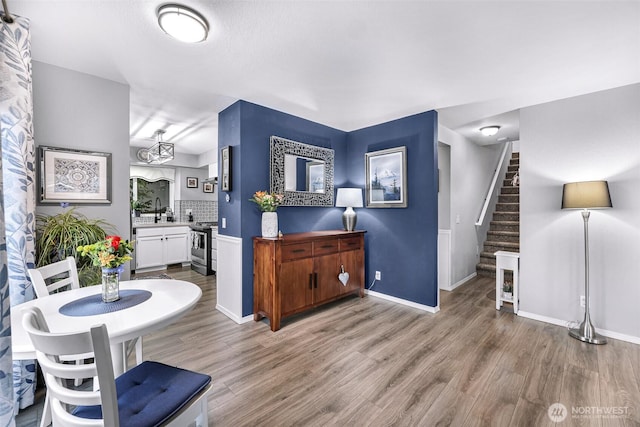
[
  {"left": 336, "top": 188, "right": 363, "bottom": 231},
  {"left": 561, "top": 180, "right": 612, "bottom": 345}
]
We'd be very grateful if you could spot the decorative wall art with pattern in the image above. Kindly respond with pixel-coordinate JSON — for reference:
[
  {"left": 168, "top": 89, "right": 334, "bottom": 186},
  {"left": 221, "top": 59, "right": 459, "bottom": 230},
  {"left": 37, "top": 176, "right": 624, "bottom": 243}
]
[{"left": 38, "top": 146, "right": 112, "bottom": 204}]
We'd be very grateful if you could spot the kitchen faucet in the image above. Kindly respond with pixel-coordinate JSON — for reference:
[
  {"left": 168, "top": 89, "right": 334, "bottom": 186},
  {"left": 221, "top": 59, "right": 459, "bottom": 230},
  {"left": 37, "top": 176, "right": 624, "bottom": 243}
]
[{"left": 154, "top": 197, "right": 161, "bottom": 223}]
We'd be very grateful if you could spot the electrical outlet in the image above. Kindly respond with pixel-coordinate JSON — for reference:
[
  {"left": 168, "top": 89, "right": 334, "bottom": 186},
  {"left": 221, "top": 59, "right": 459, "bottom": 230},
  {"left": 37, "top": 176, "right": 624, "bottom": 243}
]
[
  {"left": 580, "top": 295, "right": 585, "bottom": 307},
  {"left": 375, "top": 271, "right": 381, "bottom": 281}
]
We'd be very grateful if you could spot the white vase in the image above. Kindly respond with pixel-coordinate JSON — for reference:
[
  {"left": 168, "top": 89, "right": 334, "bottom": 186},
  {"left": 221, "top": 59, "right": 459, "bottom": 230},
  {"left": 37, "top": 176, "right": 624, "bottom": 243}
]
[{"left": 261, "top": 212, "right": 278, "bottom": 238}]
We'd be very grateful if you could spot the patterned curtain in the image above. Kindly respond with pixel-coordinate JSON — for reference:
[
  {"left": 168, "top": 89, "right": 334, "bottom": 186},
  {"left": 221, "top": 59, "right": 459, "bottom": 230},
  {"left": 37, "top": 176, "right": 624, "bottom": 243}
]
[{"left": 0, "top": 12, "right": 37, "bottom": 420}]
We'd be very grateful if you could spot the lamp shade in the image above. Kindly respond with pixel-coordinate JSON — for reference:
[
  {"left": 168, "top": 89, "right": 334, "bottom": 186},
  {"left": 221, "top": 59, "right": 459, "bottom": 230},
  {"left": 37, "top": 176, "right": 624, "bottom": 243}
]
[
  {"left": 336, "top": 188, "right": 363, "bottom": 208},
  {"left": 562, "top": 181, "right": 612, "bottom": 209}
]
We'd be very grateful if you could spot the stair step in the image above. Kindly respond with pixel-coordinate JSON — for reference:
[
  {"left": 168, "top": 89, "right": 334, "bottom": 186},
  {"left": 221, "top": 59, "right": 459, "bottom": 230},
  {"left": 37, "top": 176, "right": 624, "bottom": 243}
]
[
  {"left": 493, "top": 211, "right": 520, "bottom": 221},
  {"left": 496, "top": 202, "right": 519, "bottom": 212},
  {"left": 483, "top": 241, "right": 520, "bottom": 253},
  {"left": 490, "top": 220, "right": 519, "bottom": 232},
  {"left": 501, "top": 186, "right": 519, "bottom": 195},
  {"left": 476, "top": 263, "right": 515, "bottom": 280},
  {"left": 510, "top": 158, "right": 520, "bottom": 166},
  {"left": 503, "top": 179, "right": 521, "bottom": 187},
  {"left": 487, "top": 230, "right": 520, "bottom": 243},
  {"left": 507, "top": 165, "right": 519, "bottom": 172},
  {"left": 498, "top": 194, "right": 519, "bottom": 203},
  {"left": 512, "top": 152, "right": 520, "bottom": 158}
]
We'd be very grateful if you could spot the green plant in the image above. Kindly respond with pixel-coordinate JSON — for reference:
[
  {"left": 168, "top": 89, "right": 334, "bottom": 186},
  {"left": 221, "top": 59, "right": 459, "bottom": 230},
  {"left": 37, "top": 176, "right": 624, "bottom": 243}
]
[
  {"left": 36, "top": 208, "right": 113, "bottom": 287},
  {"left": 130, "top": 179, "right": 153, "bottom": 212},
  {"left": 503, "top": 281, "right": 513, "bottom": 293}
]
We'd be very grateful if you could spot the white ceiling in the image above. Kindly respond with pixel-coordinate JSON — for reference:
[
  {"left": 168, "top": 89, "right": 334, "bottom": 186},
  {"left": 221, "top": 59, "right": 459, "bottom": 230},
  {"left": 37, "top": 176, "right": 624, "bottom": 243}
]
[{"left": 9, "top": 0, "right": 640, "bottom": 155}]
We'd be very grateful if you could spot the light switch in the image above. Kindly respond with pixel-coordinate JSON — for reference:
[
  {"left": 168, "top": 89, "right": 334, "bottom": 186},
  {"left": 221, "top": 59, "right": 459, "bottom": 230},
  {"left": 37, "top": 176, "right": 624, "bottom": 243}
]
[
  {"left": 222, "top": 218, "right": 227, "bottom": 228},
  {"left": 455, "top": 215, "right": 461, "bottom": 224}
]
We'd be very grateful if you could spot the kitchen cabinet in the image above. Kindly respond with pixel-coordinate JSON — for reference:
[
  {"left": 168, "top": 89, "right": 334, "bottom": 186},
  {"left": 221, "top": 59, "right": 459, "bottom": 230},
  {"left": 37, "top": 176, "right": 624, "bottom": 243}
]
[
  {"left": 134, "top": 226, "right": 190, "bottom": 271},
  {"left": 253, "top": 230, "right": 365, "bottom": 331},
  {"left": 211, "top": 227, "right": 217, "bottom": 272}
]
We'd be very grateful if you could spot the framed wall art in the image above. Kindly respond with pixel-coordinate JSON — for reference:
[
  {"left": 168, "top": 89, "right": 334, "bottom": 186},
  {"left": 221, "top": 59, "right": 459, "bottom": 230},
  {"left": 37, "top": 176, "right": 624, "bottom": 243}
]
[
  {"left": 203, "top": 182, "right": 214, "bottom": 193},
  {"left": 365, "top": 146, "right": 407, "bottom": 208},
  {"left": 38, "top": 146, "right": 112, "bottom": 204},
  {"left": 220, "top": 145, "right": 232, "bottom": 192},
  {"left": 186, "top": 177, "right": 198, "bottom": 188}
]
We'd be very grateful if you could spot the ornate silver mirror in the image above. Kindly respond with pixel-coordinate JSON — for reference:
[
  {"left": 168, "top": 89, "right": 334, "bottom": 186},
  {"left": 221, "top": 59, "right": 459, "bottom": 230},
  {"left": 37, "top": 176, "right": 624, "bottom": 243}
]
[{"left": 270, "top": 136, "right": 334, "bottom": 206}]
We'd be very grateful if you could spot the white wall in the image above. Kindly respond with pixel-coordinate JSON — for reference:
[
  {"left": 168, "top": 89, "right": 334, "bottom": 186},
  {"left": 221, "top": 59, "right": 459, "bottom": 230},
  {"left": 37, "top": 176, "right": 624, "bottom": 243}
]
[
  {"left": 32, "top": 61, "right": 132, "bottom": 277},
  {"left": 437, "top": 142, "right": 451, "bottom": 230},
  {"left": 438, "top": 125, "right": 504, "bottom": 284},
  {"left": 174, "top": 166, "right": 213, "bottom": 201},
  {"left": 520, "top": 83, "right": 640, "bottom": 341}
]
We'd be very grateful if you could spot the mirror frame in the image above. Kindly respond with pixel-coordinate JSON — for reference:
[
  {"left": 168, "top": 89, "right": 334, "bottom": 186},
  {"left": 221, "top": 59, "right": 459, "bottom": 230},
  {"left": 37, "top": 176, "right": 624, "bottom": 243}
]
[{"left": 270, "top": 136, "right": 334, "bottom": 206}]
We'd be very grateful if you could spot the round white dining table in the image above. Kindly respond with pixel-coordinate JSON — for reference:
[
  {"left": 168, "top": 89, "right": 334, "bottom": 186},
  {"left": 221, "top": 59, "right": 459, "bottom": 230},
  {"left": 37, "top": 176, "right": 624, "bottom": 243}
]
[{"left": 11, "top": 279, "right": 202, "bottom": 375}]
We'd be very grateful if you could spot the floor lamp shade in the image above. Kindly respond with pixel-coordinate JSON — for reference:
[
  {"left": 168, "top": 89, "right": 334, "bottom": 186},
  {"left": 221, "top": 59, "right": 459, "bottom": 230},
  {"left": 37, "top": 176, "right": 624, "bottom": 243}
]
[
  {"left": 562, "top": 180, "right": 612, "bottom": 345},
  {"left": 561, "top": 181, "right": 612, "bottom": 210},
  {"left": 336, "top": 188, "right": 363, "bottom": 231}
]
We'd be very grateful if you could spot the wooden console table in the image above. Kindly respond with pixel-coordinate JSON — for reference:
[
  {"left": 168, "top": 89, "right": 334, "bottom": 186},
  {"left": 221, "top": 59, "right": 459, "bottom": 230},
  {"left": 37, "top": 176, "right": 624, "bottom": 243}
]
[{"left": 253, "top": 230, "right": 365, "bottom": 331}]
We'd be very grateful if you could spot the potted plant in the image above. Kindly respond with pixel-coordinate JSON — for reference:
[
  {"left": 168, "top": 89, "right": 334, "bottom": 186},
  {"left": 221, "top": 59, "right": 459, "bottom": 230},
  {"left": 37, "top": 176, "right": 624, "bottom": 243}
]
[
  {"left": 502, "top": 281, "right": 513, "bottom": 300},
  {"left": 249, "top": 190, "right": 284, "bottom": 238},
  {"left": 35, "top": 208, "right": 112, "bottom": 287}
]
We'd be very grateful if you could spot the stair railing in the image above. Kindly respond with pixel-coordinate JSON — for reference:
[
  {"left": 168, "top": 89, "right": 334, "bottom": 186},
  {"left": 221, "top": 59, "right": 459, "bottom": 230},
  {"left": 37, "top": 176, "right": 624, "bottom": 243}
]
[{"left": 475, "top": 141, "right": 512, "bottom": 228}]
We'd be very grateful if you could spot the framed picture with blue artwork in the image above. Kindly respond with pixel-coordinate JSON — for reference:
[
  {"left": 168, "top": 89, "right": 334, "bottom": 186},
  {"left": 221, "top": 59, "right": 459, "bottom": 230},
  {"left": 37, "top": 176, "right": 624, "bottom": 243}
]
[
  {"left": 38, "top": 146, "right": 112, "bottom": 204},
  {"left": 365, "top": 146, "right": 407, "bottom": 208}
]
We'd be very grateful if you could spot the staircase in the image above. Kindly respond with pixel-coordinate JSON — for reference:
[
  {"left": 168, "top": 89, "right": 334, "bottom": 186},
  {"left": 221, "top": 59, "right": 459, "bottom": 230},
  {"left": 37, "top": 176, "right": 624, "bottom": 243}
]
[{"left": 476, "top": 152, "right": 520, "bottom": 277}]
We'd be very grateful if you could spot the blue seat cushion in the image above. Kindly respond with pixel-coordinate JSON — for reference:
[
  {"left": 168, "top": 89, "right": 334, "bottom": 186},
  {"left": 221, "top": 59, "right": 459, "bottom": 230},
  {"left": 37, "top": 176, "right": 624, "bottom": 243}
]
[{"left": 72, "top": 361, "right": 211, "bottom": 426}]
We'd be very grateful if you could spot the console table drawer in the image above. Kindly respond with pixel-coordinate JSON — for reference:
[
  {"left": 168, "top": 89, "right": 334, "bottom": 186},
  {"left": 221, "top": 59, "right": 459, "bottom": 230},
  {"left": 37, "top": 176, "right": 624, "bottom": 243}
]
[
  {"left": 340, "top": 236, "right": 362, "bottom": 251},
  {"left": 313, "top": 239, "right": 339, "bottom": 256},
  {"left": 281, "top": 242, "right": 312, "bottom": 261}
]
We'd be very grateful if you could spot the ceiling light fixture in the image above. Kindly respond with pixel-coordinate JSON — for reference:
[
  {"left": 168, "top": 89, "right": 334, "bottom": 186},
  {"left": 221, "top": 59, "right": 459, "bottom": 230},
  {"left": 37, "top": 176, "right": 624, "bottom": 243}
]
[
  {"left": 137, "top": 130, "right": 174, "bottom": 164},
  {"left": 480, "top": 126, "right": 501, "bottom": 137},
  {"left": 157, "top": 4, "right": 209, "bottom": 43}
]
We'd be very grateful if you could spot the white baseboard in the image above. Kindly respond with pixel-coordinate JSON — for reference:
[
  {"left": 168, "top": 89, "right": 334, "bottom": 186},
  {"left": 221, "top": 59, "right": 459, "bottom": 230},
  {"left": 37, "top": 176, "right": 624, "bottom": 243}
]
[
  {"left": 441, "top": 272, "right": 477, "bottom": 292},
  {"left": 365, "top": 289, "right": 440, "bottom": 314},
  {"left": 215, "top": 304, "right": 253, "bottom": 324},
  {"left": 517, "top": 311, "right": 640, "bottom": 345}
]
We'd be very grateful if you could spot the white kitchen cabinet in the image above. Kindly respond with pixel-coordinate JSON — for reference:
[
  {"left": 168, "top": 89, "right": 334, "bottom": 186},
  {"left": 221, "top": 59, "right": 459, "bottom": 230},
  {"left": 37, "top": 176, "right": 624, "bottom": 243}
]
[
  {"left": 211, "top": 227, "right": 217, "bottom": 272},
  {"left": 134, "top": 226, "right": 190, "bottom": 271}
]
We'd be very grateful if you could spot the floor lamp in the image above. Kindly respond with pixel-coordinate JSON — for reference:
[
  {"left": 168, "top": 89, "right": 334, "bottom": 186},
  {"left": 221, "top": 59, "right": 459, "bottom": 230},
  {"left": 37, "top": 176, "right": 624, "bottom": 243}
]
[{"left": 561, "top": 180, "right": 612, "bottom": 345}]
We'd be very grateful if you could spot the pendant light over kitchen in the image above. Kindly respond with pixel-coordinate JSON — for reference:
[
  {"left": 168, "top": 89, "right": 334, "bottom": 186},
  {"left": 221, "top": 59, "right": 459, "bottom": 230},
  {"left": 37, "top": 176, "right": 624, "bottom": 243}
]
[
  {"left": 157, "top": 4, "right": 209, "bottom": 43},
  {"left": 137, "top": 130, "right": 174, "bottom": 164}
]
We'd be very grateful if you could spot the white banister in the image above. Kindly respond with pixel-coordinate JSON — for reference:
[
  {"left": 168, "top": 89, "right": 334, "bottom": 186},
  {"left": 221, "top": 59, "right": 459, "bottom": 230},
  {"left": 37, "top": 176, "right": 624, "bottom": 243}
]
[{"left": 476, "top": 142, "right": 511, "bottom": 227}]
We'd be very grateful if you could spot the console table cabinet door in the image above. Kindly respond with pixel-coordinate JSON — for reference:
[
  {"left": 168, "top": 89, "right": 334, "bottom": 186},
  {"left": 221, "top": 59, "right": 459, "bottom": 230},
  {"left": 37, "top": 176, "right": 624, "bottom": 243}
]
[
  {"left": 253, "top": 230, "right": 365, "bottom": 332},
  {"left": 279, "top": 258, "right": 314, "bottom": 316},
  {"left": 339, "top": 248, "right": 364, "bottom": 296}
]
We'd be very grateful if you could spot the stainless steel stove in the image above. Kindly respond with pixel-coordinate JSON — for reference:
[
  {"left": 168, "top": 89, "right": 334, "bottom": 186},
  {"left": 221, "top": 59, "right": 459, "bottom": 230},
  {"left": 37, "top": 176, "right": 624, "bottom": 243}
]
[{"left": 190, "top": 222, "right": 217, "bottom": 275}]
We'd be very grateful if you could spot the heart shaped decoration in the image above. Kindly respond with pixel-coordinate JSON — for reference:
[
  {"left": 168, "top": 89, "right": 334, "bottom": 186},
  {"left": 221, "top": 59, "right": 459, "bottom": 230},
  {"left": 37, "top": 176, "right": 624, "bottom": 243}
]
[{"left": 338, "top": 271, "right": 350, "bottom": 286}]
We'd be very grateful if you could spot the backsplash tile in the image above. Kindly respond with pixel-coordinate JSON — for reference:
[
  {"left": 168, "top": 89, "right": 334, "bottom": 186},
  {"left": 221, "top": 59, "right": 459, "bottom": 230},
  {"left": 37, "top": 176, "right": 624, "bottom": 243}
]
[{"left": 132, "top": 200, "right": 217, "bottom": 226}]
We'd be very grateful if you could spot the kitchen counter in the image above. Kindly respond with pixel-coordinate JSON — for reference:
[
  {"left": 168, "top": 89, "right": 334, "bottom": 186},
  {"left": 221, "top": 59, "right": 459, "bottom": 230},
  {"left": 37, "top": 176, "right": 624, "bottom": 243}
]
[{"left": 133, "top": 222, "right": 194, "bottom": 230}]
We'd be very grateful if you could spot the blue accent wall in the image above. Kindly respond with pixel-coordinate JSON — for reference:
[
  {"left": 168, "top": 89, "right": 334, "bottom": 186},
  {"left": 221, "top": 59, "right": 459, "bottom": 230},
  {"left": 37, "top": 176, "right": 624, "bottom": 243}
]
[
  {"left": 218, "top": 101, "right": 438, "bottom": 315},
  {"left": 347, "top": 111, "right": 439, "bottom": 306},
  {"left": 218, "top": 101, "right": 348, "bottom": 316}
]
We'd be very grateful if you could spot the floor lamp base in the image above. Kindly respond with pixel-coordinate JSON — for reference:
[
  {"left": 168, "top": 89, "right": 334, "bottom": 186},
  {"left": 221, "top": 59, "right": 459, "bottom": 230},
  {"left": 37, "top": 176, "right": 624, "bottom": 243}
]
[{"left": 569, "top": 319, "right": 607, "bottom": 345}]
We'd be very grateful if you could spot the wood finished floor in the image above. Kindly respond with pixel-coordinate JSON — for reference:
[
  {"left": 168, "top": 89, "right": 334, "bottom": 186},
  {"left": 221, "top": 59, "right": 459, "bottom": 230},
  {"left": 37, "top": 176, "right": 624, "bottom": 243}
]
[{"left": 19, "top": 267, "right": 640, "bottom": 426}]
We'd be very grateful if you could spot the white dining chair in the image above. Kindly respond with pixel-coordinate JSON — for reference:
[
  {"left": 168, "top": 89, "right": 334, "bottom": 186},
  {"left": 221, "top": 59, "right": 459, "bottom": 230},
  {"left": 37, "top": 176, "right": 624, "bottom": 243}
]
[
  {"left": 28, "top": 257, "right": 144, "bottom": 369},
  {"left": 22, "top": 306, "right": 212, "bottom": 427}
]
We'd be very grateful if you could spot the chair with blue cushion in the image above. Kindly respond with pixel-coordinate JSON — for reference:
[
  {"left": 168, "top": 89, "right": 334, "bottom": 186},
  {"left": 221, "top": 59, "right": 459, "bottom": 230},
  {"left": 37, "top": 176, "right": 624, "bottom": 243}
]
[{"left": 22, "top": 306, "right": 212, "bottom": 427}]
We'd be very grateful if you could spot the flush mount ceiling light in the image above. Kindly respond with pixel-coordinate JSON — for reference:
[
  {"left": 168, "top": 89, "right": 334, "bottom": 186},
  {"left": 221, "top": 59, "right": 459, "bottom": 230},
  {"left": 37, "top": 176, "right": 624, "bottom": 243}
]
[
  {"left": 479, "top": 126, "right": 500, "bottom": 136},
  {"left": 137, "top": 130, "right": 175, "bottom": 164},
  {"left": 157, "top": 4, "right": 209, "bottom": 43}
]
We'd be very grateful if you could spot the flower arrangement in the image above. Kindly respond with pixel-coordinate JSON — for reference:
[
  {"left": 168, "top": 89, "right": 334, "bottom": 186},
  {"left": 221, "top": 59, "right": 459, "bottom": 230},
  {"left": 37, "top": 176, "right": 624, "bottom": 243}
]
[
  {"left": 249, "top": 191, "right": 284, "bottom": 212},
  {"left": 78, "top": 235, "right": 134, "bottom": 268}
]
